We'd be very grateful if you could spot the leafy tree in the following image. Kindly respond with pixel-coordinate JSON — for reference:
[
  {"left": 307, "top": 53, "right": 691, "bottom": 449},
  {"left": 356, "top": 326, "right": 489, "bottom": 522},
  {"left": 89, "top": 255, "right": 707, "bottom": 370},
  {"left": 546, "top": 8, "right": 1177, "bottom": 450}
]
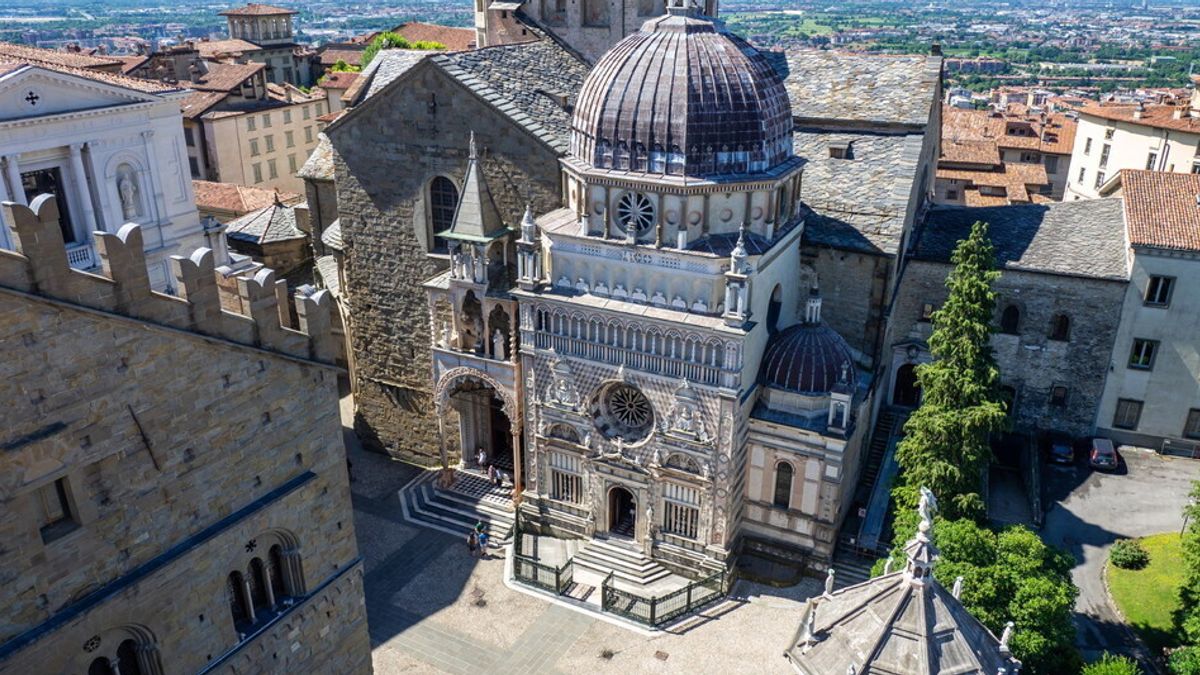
[
  {"left": 328, "top": 58, "right": 360, "bottom": 73},
  {"left": 1170, "top": 646, "right": 1200, "bottom": 675},
  {"left": 1177, "top": 481, "right": 1200, "bottom": 643},
  {"left": 883, "top": 518, "right": 1080, "bottom": 674},
  {"left": 1082, "top": 653, "right": 1142, "bottom": 675},
  {"left": 360, "top": 32, "right": 446, "bottom": 68},
  {"left": 894, "top": 220, "right": 1008, "bottom": 520}
]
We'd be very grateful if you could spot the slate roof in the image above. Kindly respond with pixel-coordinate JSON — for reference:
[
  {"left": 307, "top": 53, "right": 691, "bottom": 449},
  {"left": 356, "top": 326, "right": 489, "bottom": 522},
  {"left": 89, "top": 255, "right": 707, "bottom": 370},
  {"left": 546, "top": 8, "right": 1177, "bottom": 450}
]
[
  {"left": 917, "top": 198, "right": 1128, "bottom": 281},
  {"left": 320, "top": 220, "right": 343, "bottom": 251},
  {"left": 1117, "top": 169, "right": 1200, "bottom": 252},
  {"left": 432, "top": 40, "right": 589, "bottom": 152},
  {"left": 314, "top": 254, "right": 341, "bottom": 297},
  {"left": 795, "top": 129, "right": 926, "bottom": 255},
  {"left": 779, "top": 50, "right": 942, "bottom": 127},
  {"left": 298, "top": 133, "right": 335, "bottom": 181},
  {"left": 225, "top": 200, "right": 307, "bottom": 244},
  {"left": 361, "top": 49, "right": 430, "bottom": 99}
]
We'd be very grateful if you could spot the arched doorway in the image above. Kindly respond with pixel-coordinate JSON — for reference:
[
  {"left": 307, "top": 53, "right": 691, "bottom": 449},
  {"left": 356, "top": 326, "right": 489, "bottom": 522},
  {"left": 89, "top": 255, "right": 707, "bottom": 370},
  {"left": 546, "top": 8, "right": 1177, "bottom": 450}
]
[
  {"left": 433, "top": 368, "right": 521, "bottom": 484},
  {"left": 893, "top": 363, "right": 921, "bottom": 407},
  {"left": 608, "top": 486, "right": 636, "bottom": 537}
]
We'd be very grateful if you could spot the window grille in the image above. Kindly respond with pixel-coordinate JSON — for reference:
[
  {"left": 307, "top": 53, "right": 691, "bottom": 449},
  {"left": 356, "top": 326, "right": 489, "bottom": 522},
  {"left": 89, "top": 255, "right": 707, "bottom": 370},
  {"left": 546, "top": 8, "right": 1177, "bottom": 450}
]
[
  {"left": 662, "top": 483, "right": 700, "bottom": 539},
  {"left": 549, "top": 452, "right": 582, "bottom": 503}
]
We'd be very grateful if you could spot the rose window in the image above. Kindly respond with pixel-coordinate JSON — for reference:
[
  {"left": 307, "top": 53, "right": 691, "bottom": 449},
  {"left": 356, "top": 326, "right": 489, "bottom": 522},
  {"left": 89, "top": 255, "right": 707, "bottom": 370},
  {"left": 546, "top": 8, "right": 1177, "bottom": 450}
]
[
  {"left": 592, "top": 383, "right": 654, "bottom": 442},
  {"left": 615, "top": 191, "right": 655, "bottom": 235}
]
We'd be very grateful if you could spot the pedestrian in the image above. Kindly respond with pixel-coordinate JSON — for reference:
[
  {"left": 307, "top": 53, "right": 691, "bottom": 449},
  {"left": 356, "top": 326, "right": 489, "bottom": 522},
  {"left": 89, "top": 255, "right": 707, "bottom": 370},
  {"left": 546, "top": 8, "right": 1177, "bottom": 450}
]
[
  {"left": 488, "top": 463, "right": 501, "bottom": 488},
  {"left": 466, "top": 530, "right": 478, "bottom": 557},
  {"left": 476, "top": 529, "right": 489, "bottom": 558},
  {"left": 476, "top": 447, "right": 487, "bottom": 469}
]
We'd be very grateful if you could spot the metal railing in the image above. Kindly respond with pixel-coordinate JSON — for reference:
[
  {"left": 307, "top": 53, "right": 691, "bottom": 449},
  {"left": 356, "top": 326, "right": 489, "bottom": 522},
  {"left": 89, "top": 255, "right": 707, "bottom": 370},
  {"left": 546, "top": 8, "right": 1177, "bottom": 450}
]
[
  {"left": 600, "top": 569, "right": 726, "bottom": 628},
  {"left": 511, "top": 519, "right": 573, "bottom": 595}
]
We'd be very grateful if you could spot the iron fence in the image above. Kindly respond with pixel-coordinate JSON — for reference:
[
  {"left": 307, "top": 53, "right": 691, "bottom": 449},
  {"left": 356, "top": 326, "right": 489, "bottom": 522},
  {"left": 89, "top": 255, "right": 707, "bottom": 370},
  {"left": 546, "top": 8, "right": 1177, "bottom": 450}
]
[{"left": 600, "top": 569, "right": 726, "bottom": 628}]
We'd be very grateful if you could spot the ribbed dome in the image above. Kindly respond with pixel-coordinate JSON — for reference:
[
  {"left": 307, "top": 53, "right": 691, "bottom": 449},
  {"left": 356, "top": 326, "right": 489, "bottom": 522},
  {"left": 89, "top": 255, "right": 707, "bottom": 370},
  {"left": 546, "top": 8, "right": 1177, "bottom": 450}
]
[
  {"left": 760, "top": 323, "right": 855, "bottom": 395},
  {"left": 570, "top": 7, "right": 794, "bottom": 178}
]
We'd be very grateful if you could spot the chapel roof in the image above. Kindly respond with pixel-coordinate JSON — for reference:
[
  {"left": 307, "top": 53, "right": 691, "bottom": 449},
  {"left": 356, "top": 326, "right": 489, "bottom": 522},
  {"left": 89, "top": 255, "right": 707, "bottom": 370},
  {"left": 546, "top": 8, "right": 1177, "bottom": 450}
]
[
  {"left": 571, "top": 4, "right": 794, "bottom": 177},
  {"left": 225, "top": 199, "right": 307, "bottom": 244},
  {"left": 760, "top": 318, "right": 857, "bottom": 396},
  {"left": 778, "top": 50, "right": 943, "bottom": 128}
]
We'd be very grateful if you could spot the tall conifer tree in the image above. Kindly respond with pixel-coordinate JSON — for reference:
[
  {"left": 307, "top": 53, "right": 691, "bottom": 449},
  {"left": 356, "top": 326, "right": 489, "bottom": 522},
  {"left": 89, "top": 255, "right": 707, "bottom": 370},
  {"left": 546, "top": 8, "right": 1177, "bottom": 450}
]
[{"left": 894, "top": 220, "right": 1008, "bottom": 521}]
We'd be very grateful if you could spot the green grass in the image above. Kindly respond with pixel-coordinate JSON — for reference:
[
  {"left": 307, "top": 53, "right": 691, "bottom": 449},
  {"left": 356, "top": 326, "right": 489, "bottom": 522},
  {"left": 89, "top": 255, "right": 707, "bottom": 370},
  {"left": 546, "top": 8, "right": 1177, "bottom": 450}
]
[{"left": 1107, "top": 532, "right": 1187, "bottom": 654}]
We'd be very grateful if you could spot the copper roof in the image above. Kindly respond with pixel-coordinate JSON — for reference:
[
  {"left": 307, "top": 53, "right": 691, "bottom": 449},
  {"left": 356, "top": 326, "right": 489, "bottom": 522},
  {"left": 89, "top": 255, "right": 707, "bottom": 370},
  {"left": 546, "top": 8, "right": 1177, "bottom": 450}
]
[
  {"left": 219, "top": 3, "right": 297, "bottom": 16},
  {"left": 1118, "top": 169, "right": 1200, "bottom": 252},
  {"left": 0, "top": 41, "right": 122, "bottom": 69},
  {"left": 1079, "top": 103, "right": 1200, "bottom": 135},
  {"left": 759, "top": 319, "right": 856, "bottom": 395},
  {"left": 571, "top": 9, "right": 793, "bottom": 177}
]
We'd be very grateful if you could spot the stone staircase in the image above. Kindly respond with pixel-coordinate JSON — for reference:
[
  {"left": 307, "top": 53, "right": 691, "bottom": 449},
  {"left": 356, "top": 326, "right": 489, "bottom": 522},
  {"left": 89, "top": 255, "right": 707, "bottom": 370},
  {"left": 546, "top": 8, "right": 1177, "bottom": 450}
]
[
  {"left": 830, "top": 543, "right": 878, "bottom": 589},
  {"left": 859, "top": 408, "right": 903, "bottom": 497},
  {"left": 398, "top": 470, "right": 516, "bottom": 545},
  {"left": 572, "top": 537, "right": 672, "bottom": 586}
]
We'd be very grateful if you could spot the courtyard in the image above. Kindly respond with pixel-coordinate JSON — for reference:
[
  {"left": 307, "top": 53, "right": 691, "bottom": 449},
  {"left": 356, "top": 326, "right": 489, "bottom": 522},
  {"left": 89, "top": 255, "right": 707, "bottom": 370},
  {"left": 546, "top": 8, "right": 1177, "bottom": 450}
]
[{"left": 347, "top": 437, "right": 821, "bottom": 675}]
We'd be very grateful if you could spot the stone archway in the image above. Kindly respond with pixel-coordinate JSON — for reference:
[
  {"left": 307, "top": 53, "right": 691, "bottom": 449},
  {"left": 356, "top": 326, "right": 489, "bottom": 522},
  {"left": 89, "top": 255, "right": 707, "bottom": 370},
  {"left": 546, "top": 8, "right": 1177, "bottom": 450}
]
[
  {"left": 893, "top": 363, "right": 921, "bottom": 408},
  {"left": 433, "top": 367, "right": 523, "bottom": 491},
  {"left": 608, "top": 485, "right": 636, "bottom": 537}
]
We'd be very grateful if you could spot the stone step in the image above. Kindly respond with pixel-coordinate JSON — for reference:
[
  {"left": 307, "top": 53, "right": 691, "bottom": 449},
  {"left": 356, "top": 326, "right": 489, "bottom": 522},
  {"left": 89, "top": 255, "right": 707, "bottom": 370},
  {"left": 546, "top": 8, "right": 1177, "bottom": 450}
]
[
  {"left": 398, "top": 472, "right": 515, "bottom": 545},
  {"left": 830, "top": 551, "right": 876, "bottom": 588},
  {"left": 572, "top": 538, "right": 672, "bottom": 586}
]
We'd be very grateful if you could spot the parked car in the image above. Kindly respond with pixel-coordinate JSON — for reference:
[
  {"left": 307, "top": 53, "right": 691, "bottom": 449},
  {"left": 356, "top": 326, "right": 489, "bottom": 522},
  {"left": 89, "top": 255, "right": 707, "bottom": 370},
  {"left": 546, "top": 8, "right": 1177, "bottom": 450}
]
[
  {"left": 1046, "top": 432, "right": 1074, "bottom": 465},
  {"left": 1089, "top": 438, "right": 1119, "bottom": 471}
]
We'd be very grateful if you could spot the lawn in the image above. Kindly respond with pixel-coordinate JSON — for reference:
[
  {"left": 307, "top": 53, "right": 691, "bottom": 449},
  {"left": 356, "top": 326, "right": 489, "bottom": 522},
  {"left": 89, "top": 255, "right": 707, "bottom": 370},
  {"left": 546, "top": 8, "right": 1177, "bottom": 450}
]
[{"left": 1107, "top": 532, "right": 1187, "bottom": 654}]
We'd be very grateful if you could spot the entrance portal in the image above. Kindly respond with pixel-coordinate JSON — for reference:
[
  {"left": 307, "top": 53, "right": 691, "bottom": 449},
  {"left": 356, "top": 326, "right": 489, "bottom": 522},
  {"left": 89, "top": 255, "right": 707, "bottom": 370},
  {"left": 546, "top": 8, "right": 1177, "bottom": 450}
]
[
  {"left": 608, "top": 486, "right": 636, "bottom": 537},
  {"left": 443, "top": 378, "right": 515, "bottom": 471},
  {"left": 893, "top": 363, "right": 921, "bottom": 408}
]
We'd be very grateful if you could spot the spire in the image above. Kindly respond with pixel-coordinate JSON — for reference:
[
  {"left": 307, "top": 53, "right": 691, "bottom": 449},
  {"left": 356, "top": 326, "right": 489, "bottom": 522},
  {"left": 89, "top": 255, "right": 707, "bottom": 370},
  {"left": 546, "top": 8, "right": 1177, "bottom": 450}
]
[
  {"left": 442, "top": 130, "right": 507, "bottom": 242},
  {"left": 520, "top": 203, "right": 538, "bottom": 243},
  {"left": 730, "top": 223, "right": 748, "bottom": 272}
]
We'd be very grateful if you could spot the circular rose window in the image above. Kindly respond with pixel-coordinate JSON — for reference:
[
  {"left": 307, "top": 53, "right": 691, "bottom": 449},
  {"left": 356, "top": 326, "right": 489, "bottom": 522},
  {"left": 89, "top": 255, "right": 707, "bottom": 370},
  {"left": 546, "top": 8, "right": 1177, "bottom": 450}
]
[
  {"left": 615, "top": 191, "right": 655, "bottom": 235},
  {"left": 592, "top": 383, "right": 654, "bottom": 441}
]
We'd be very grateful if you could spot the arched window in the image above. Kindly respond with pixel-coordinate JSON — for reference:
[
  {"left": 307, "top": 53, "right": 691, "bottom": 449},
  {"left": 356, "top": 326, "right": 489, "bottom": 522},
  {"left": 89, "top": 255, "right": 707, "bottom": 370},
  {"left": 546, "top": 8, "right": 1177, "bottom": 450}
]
[
  {"left": 117, "top": 639, "right": 145, "bottom": 675},
  {"left": 773, "top": 462, "right": 793, "bottom": 509},
  {"left": 227, "top": 571, "right": 250, "bottom": 627},
  {"left": 999, "top": 305, "right": 1020, "bottom": 334},
  {"left": 269, "top": 545, "right": 288, "bottom": 601},
  {"left": 1049, "top": 313, "right": 1070, "bottom": 341},
  {"left": 88, "top": 658, "right": 113, "bottom": 675},
  {"left": 428, "top": 176, "right": 458, "bottom": 253}
]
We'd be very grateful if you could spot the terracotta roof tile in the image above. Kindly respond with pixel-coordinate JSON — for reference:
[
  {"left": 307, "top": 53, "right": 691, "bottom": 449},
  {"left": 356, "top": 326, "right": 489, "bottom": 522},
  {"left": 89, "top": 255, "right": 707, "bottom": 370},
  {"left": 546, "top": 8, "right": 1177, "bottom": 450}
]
[
  {"left": 179, "top": 91, "right": 228, "bottom": 119},
  {"left": 393, "top": 22, "right": 476, "bottom": 51},
  {"left": 1079, "top": 103, "right": 1200, "bottom": 135},
  {"left": 319, "top": 49, "right": 364, "bottom": 67},
  {"left": 195, "top": 39, "right": 262, "bottom": 59},
  {"left": 0, "top": 59, "right": 181, "bottom": 94},
  {"left": 319, "top": 71, "right": 359, "bottom": 89},
  {"left": 190, "top": 61, "right": 265, "bottom": 92},
  {"left": 194, "top": 180, "right": 301, "bottom": 217},
  {"left": 937, "top": 162, "right": 1049, "bottom": 203},
  {"left": 1118, "top": 169, "right": 1200, "bottom": 252},
  {"left": 0, "top": 41, "right": 123, "bottom": 69}
]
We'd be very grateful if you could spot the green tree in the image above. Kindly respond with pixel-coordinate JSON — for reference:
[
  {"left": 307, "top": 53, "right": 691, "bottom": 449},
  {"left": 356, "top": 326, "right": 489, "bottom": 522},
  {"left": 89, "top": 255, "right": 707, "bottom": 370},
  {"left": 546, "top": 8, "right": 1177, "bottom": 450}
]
[
  {"left": 329, "top": 58, "right": 359, "bottom": 73},
  {"left": 884, "top": 518, "right": 1080, "bottom": 674},
  {"left": 1170, "top": 645, "right": 1200, "bottom": 675},
  {"left": 894, "top": 220, "right": 1008, "bottom": 520},
  {"left": 360, "top": 32, "right": 446, "bottom": 68},
  {"left": 1083, "top": 653, "right": 1142, "bottom": 675},
  {"left": 1177, "top": 481, "right": 1200, "bottom": 643}
]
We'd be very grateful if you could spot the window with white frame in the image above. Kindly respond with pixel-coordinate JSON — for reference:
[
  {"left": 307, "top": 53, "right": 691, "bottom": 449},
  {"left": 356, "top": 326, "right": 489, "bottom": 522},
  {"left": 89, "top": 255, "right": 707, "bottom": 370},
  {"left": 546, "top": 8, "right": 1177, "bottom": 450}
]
[
  {"left": 662, "top": 483, "right": 699, "bottom": 539},
  {"left": 548, "top": 452, "right": 582, "bottom": 503}
]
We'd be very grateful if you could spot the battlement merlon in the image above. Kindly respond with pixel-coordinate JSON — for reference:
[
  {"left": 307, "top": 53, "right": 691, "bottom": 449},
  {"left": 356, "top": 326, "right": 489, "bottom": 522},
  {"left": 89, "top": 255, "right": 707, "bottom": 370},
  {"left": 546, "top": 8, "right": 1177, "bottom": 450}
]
[{"left": 1, "top": 196, "right": 338, "bottom": 366}]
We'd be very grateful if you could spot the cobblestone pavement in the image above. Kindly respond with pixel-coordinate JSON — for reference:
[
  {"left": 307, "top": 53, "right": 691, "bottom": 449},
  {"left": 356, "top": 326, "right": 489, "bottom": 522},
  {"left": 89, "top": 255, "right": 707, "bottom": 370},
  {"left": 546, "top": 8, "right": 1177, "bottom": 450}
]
[{"left": 342, "top": 394, "right": 821, "bottom": 675}]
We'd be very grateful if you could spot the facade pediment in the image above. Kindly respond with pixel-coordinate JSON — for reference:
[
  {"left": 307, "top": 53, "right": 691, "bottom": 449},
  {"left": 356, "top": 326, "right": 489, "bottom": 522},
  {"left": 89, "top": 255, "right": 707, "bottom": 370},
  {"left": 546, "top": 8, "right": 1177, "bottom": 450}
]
[{"left": 0, "top": 67, "right": 160, "bottom": 123}]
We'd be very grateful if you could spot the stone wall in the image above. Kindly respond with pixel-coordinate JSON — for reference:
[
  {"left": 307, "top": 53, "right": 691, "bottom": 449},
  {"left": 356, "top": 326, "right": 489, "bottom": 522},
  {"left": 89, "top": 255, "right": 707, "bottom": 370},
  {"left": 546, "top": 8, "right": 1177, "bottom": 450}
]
[
  {"left": 892, "top": 259, "right": 1127, "bottom": 437},
  {"left": 329, "top": 62, "right": 564, "bottom": 464},
  {"left": 0, "top": 199, "right": 367, "bottom": 674},
  {"left": 800, "top": 246, "right": 889, "bottom": 364}
]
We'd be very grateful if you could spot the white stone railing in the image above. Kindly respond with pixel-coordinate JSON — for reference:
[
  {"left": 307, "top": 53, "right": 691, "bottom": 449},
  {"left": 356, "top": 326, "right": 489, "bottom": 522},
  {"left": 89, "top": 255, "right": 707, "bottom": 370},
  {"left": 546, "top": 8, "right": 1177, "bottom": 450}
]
[
  {"left": 532, "top": 332, "right": 724, "bottom": 387},
  {"left": 65, "top": 242, "right": 96, "bottom": 270}
]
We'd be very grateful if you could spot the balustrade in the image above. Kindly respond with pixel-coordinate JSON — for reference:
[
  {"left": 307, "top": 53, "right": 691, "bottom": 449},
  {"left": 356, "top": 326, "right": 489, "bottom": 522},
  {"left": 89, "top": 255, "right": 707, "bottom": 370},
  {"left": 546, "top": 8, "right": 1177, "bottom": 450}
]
[
  {"left": 65, "top": 242, "right": 96, "bottom": 270},
  {"left": 533, "top": 331, "right": 723, "bottom": 386}
]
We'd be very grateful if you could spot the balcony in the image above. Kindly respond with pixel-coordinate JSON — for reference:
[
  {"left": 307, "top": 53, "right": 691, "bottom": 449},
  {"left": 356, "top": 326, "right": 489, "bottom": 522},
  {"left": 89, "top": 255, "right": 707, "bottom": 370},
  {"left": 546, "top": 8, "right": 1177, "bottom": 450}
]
[
  {"left": 65, "top": 242, "right": 97, "bottom": 271},
  {"left": 531, "top": 332, "right": 729, "bottom": 388}
]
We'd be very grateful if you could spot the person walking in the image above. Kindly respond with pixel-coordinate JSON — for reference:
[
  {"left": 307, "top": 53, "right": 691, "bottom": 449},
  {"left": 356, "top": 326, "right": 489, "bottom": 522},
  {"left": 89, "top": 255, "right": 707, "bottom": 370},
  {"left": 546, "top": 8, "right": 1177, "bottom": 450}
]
[
  {"left": 476, "top": 529, "right": 490, "bottom": 558},
  {"left": 488, "top": 463, "right": 501, "bottom": 488},
  {"left": 476, "top": 447, "right": 487, "bottom": 469},
  {"left": 466, "top": 530, "right": 478, "bottom": 557}
]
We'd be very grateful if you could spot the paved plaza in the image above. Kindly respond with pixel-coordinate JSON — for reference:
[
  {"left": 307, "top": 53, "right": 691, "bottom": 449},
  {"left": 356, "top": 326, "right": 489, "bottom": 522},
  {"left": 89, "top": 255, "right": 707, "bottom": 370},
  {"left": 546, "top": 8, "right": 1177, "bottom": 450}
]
[{"left": 343, "top": 400, "right": 820, "bottom": 674}]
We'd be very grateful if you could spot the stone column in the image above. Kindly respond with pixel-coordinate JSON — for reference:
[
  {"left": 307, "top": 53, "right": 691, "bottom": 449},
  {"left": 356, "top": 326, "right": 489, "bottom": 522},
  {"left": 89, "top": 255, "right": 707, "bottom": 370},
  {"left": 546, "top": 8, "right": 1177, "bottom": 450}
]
[
  {"left": 280, "top": 547, "right": 305, "bottom": 594},
  {"left": 437, "top": 413, "right": 450, "bottom": 469},
  {"left": 83, "top": 142, "right": 109, "bottom": 233},
  {"left": 4, "top": 156, "right": 25, "bottom": 206},
  {"left": 139, "top": 130, "right": 165, "bottom": 232},
  {"left": 241, "top": 579, "right": 257, "bottom": 624},
  {"left": 512, "top": 426, "right": 523, "bottom": 495},
  {"left": 0, "top": 164, "right": 11, "bottom": 249},
  {"left": 135, "top": 644, "right": 163, "bottom": 675},
  {"left": 68, "top": 143, "right": 98, "bottom": 235}
]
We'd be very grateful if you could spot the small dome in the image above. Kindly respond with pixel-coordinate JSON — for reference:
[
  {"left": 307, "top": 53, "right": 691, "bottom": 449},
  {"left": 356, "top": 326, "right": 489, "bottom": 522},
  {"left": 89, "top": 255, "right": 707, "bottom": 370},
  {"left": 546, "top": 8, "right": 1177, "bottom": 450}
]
[
  {"left": 570, "top": 7, "right": 794, "bottom": 178},
  {"left": 760, "top": 323, "right": 855, "bottom": 395}
]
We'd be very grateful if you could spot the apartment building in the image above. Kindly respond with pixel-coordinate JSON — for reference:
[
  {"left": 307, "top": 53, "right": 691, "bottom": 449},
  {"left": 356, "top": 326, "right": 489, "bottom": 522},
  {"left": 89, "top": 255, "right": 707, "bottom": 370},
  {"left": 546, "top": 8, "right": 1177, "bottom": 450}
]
[{"left": 1065, "top": 85, "right": 1200, "bottom": 199}]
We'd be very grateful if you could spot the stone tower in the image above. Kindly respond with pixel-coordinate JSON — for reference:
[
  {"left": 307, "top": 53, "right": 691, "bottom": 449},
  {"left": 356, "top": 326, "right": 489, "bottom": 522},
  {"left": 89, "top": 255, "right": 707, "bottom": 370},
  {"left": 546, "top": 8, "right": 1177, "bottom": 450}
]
[{"left": 475, "top": 0, "right": 719, "bottom": 63}]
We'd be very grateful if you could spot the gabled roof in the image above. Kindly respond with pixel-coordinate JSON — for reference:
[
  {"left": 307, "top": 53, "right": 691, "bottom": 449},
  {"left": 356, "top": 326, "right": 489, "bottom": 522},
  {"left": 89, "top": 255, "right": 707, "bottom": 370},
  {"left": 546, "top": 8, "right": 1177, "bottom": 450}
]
[
  {"left": 0, "top": 41, "right": 123, "bottom": 70},
  {"left": 318, "top": 48, "right": 364, "bottom": 67},
  {"left": 0, "top": 59, "right": 183, "bottom": 96},
  {"left": 180, "top": 91, "right": 228, "bottom": 119},
  {"left": 189, "top": 61, "right": 265, "bottom": 92},
  {"left": 194, "top": 180, "right": 301, "bottom": 217},
  {"left": 333, "top": 37, "right": 588, "bottom": 155},
  {"left": 225, "top": 199, "right": 307, "bottom": 244},
  {"left": 195, "top": 39, "right": 263, "bottom": 59},
  {"left": 1112, "top": 169, "right": 1200, "bottom": 252},
  {"left": 297, "top": 133, "right": 334, "bottom": 181},
  {"left": 391, "top": 22, "right": 476, "bottom": 52}
]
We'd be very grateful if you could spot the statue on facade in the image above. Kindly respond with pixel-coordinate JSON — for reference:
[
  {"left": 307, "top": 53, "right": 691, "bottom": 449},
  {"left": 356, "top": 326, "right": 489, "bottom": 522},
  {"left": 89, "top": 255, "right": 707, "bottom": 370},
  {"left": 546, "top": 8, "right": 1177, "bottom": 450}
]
[
  {"left": 118, "top": 174, "right": 140, "bottom": 219},
  {"left": 492, "top": 329, "right": 506, "bottom": 360}
]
